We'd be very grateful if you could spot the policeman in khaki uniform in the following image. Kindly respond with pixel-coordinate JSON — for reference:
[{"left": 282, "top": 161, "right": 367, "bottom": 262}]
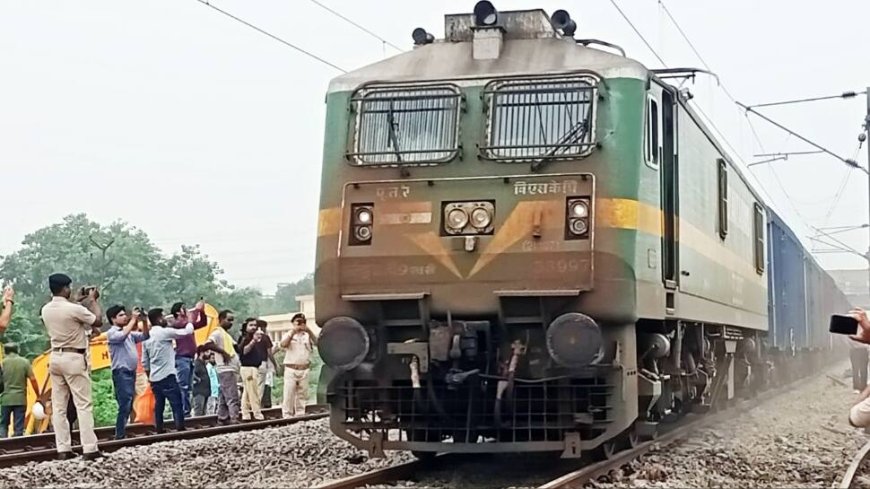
[
  {"left": 276, "top": 313, "right": 317, "bottom": 418},
  {"left": 41, "top": 274, "right": 105, "bottom": 461}
]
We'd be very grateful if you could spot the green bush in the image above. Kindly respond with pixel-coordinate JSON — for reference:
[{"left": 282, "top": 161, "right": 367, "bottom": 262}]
[{"left": 91, "top": 369, "right": 116, "bottom": 427}]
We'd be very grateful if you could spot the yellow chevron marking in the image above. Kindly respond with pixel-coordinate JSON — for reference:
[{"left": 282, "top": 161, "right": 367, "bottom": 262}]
[
  {"left": 406, "top": 231, "right": 463, "bottom": 279},
  {"left": 596, "top": 197, "right": 762, "bottom": 284},
  {"left": 318, "top": 207, "right": 341, "bottom": 237},
  {"left": 596, "top": 197, "right": 662, "bottom": 236},
  {"left": 467, "top": 200, "right": 561, "bottom": 278}
]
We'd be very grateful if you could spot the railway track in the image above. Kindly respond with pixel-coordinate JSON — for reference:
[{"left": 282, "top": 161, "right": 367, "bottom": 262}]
[
  {"left": 0, "top": 404, "right": 327, "bottom": 467},
  {"left": 315, "top": 377, "right": 821, "bottom": 489},
  {"left": 839, "top": 437, "right": 870, "bottom": 489}
]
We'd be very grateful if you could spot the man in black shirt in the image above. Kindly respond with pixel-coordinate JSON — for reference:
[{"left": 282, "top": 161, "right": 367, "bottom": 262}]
[
  {"left": 238, "top": 320, "right": 266, "bottom": 421},
  {"left": 256, "top": 319, "right": 278, "bottom": 408}
]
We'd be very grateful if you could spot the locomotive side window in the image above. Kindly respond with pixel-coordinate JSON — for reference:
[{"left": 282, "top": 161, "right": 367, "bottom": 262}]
[
  {"left": 645, "top": 96, "right": 661, "bottom": 169},
  {"left": 753, "top": 203, "right": 765, "bottom": 274},
  {"left": 481, "top": 76, "right": 597, "bottom": 161},
  {"left": 349, "top": 84, "right": 461, "bottom": 166},
  {"left": 717, "top": 158, "right": 728, "bottom": 239}
]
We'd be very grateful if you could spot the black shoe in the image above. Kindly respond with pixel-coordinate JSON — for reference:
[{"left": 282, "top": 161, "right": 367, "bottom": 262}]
[
  {"left": 175, "top": 426, "right": 186, "bottom": 432},
  {"left": 56, "top": 451, "right": 79, "bottom": 461},
  {"left": 82, "top": 451, "right": 106, "bottom": 461}
]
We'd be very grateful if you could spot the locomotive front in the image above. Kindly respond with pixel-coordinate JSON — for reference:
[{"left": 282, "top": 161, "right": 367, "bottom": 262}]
[{"left": 315, "top": 3, "right": 649, "bottom": 457}]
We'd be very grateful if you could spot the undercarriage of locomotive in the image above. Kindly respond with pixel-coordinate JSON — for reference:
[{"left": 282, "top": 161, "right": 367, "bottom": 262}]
[
  {"left": 321, "top": 298, "right": 632, "bottom": 458},
  {"left": 635, "top": 321, "right": 768, "bottom": 438},
  {"left": 320, "top": 296, "right": 772, "bottom": 458}
]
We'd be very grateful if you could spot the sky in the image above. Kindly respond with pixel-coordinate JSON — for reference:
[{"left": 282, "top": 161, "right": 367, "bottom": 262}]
[{"left": 1, "top": 0, "right": 870, "bottom": 293}]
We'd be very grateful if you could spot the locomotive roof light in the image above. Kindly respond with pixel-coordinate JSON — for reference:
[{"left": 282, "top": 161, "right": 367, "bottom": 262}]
[
  {"left": 551, "top": 9, "right": 577, "bottom": 37},
  {"left": 473, "top": 1, "right": 499, "bottom": 26},
  {"left": 546, "top": 312, "right": 603, "bottom": 369},
  {"left": 319, "top": 316, "right": 370, "bottom": 371},
  {"left": 470, "top": 207, "right": 492, "bottom": 229},
  {"left": 412, "top": 27, "right": 434, "bottom": 45}
]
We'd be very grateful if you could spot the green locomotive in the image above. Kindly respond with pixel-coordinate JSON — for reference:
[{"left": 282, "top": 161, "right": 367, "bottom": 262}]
[{"left": 315, "top": 2, "right": 773, "bottom": 458}]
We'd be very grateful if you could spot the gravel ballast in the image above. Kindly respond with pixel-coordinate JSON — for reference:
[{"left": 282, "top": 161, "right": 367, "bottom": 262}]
[
  {"left": 591, "top": 366, "right": 869, "bottom": 488},
  {"left": 1, "top": 366, "right": 866, "bottom": 489},
  {"left": 0, "top": 417, "right": 413, "bottom": 488}
]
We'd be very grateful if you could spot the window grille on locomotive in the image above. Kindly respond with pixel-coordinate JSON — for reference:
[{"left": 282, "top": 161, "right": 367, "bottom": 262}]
[
  {"left": 481, "top": 76, "right": 598, "bottom": 162},
  {"left": 348, "top": 84, "right": 462, "bottom": 166}
]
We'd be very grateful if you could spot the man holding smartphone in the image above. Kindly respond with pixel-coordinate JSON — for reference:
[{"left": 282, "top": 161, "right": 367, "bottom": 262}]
[
  {"left": 41, "top": 274, "right": 104, "bottom": 460},
  {"left": 848, "top": 307, "right": 870, "bottom": 428}
]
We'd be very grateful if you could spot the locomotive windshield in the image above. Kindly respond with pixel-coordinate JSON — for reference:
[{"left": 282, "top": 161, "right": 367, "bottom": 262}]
[
  {"left": 349, "top": 84, "right": 461, "bottom": 166},
  {"left": 481, "top": 76, "right": 598, "bottom": 162}
]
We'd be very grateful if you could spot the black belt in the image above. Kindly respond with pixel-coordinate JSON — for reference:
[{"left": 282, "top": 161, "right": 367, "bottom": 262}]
[{"left": 52, "top": 347, "right": 87, "bottom": 354}]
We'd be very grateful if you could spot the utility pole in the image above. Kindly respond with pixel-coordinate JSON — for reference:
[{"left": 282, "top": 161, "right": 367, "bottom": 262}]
[{"left": 865, "top": 87, "right": 870, "bottom": 304}]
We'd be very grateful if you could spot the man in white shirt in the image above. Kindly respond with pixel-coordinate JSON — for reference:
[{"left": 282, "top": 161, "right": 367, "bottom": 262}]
[
  {"left": 276, "top": 313, "right": 317, "bottom": 418},
  {"left": 142, "top": 307, "right": 194, "bottom": 433}
]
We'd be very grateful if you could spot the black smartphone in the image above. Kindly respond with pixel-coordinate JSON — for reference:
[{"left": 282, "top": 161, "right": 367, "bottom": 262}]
[{"left": 830, "top": 314, "right": 859, "bottom": 335}]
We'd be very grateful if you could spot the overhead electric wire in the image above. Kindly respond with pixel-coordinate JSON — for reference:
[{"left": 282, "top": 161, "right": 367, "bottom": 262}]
[
  {"left": 608, "top": 0, "right": 786, "bottom": 213},
  {"left": 656, "top": 0, "right": 737, "bottom": 104},
  {"left": 307, "top": 0, "right": 404, "bottom": 52},
  {"left": 648, "top": 0, "right": 825, "bottom": 233},
  {"left": 608, "top": 0, "right": 667, "bottom": 66},
  {"left": 193, "top": 0, "right": 347, "bottom": 73},
  {"left": 738, "top": 102, "right": 866, "bottom": 172}
]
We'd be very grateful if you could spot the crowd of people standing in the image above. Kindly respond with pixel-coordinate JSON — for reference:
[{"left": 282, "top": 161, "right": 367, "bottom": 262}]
[{"left": 0, "top": 273, "right": 318, "bottom": 461}]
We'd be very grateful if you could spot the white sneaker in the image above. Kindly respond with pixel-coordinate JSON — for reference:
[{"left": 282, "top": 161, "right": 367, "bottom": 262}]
[{"left": 855, "top": 390, "right": 861, "bottom": 394}]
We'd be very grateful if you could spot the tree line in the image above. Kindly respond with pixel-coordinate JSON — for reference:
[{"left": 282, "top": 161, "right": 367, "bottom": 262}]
[{"left": 0, "top": 214, "right": 312, "bottom": 359}]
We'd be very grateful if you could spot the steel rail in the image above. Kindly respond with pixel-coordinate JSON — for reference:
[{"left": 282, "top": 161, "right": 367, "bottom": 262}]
[
  {"left": 0, "top": 405, "right": 327, "bottom": 467},
  {"left": 537, "top": 376, "right": 828, "bottom": 489},
  {"left": 839, "top": 439, "right": 870, "bottom": 489},
  {"left": 313, "top": 455, "right": 455, "bottom": 489}
]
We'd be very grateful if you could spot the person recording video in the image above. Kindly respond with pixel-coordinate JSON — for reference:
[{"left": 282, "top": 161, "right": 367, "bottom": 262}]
[{"left": 842, "top": 307, "right": 870, "bottom": 428}]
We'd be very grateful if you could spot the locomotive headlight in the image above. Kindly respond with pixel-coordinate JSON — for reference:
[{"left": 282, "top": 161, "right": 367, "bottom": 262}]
[
  {"left": 354, "top": 225, "right": 372, "bottom": 242},
  {"left": 569, "top": 201, "right": 589, "bottom": 219},
  {"left": 470, "top": 207, "right": 492, "bottom": 229},
  {"left": 566, "top": 197, "right": 591, "bottom": 239},
  {"left": 442, "top": 201, "right": 495, "bottom": 236},
  {"left": 569, "top": 218, "right": 588, "bottom": 235},
  {"left": 350, "top": 203, "right": 373, "bottom": 246},
  {"left": 356, "top": 208, "right": 372, "bottom": 225},
  {"left": 446, "top": 208, "right": 469, "bottom": 230}
]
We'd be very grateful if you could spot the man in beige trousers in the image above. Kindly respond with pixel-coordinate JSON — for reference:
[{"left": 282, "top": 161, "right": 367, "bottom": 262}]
[
  {"left": 277, "top": 313, "right": 317, "bottom": 418},
  {"left": 41, "top": 274, "right": 104, "bottom": 461}
]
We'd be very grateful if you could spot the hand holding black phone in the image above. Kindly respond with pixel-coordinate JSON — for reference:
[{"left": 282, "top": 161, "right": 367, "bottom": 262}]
[{"left": 830, "top": 314, "right": 859, "bottom": 335}]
